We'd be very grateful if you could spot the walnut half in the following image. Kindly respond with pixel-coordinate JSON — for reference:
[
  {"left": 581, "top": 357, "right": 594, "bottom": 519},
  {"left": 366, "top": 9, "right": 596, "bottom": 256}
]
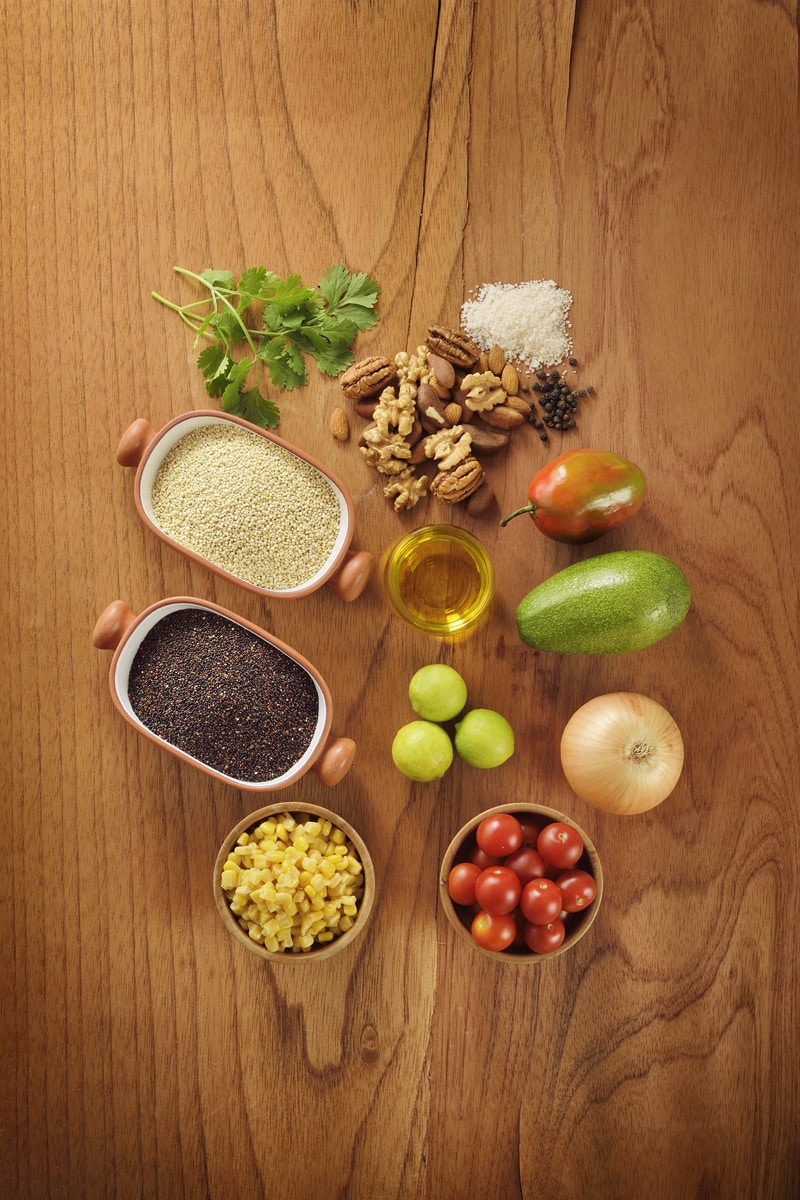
[
  {"left": 383, "top": 467, "right": 429, "bottom": 511},
  {"left": 429, "top": 455, "right": 485, "bottom": 504}
]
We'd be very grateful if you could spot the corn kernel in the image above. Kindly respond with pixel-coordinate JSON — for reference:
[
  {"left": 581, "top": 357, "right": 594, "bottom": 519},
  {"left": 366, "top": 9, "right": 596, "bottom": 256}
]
[{"left": 220, "top": 810, "right": 364, "bottom": 954}]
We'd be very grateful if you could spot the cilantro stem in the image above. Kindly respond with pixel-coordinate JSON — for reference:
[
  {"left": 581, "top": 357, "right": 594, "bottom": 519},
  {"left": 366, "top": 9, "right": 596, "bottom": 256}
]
[
  {"left": 151, "top": 291, "right": 206, "bottom": 335},
  {"left": 151, "top": 289, "right": 277, "bottom": 344},
  {"left": 173, "top": 266, "right": 257, "bottom": 357}
]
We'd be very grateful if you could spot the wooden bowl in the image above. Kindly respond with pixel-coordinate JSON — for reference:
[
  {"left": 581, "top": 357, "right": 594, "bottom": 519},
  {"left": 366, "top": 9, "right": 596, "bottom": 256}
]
[
  {"left": 117, "top": 410, "right": 373, "bottom": 602},
  {"left": 438, "top": 803, "right": 603, "bottom": 962},
  {"left": 213, "top": 802, "right": 375, "bottom": 963},
  {"left": 92, "top": 597, "right": 356, "bottom": 790}
]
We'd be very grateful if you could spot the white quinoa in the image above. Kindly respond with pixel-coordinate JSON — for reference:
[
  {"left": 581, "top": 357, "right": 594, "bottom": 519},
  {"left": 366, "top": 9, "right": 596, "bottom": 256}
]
[
  {"left": 460, "top": 279, "right": 574, "bottom": 369},
  {"left": 151, "top": 424, "right": 341, "bottom": 590}
]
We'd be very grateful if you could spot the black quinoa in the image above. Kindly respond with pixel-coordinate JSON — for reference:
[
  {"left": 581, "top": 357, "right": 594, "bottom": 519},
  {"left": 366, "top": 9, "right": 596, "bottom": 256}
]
[{"left": 127, "top": 609, "right": 319, "bottom": 782}]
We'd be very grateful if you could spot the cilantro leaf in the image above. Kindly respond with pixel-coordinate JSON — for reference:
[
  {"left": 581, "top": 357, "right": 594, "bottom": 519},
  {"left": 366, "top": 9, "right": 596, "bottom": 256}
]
[
  {"left": 209, "top": 308, "right": 246, "bottom": 346},
  {"left": 197, "top": 344, "right": 234, "bottom": 398},
  {"left": 257, "top": 337, "right": 307, "bottom": 389},
  {"left": 154, "top": 262, "right": 381, "bottom": 427},
  {"left": 319, "top": 265, "right": 380, "bottom": 316},
  {"left": 230, "top": 387, "right": 281, "bottom": 429},
  {"left": 200, "top": 269, "right": 235, "bottom": 291},
  {"left": 266, "top": 275, "right": 319, "bottom": 317},
  {"left": 236, "top": 267, "right": 268, "bottom": 309}
]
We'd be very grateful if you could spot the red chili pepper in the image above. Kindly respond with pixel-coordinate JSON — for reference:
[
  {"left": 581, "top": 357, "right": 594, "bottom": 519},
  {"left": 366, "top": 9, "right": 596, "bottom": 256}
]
[{"left": 501, "top": 449, "right": 645, "bottom": 544}]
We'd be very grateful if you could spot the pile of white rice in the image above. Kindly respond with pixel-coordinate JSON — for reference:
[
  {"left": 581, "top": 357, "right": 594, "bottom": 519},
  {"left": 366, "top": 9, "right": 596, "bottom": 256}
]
[{"left": 460, "top": 279, "right": 573, "bottom": 369}]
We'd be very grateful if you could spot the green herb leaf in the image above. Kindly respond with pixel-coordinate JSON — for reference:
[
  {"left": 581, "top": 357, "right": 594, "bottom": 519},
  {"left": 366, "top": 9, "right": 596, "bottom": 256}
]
[
  {"left": 257, "top": 337, "right": 307, "bottom": 390},
  {"left": 154, "top": 262, "right": 381, "bottom": 428},
  {"left": 200, "top": 268, "right": 235, "bottom": 290},
  {"left": 319, "top": 265, "right": 380, "bottom": 317},
  {"left": 197, "top": 344, "right": 234, "bottom": 398},
  {"left": 229, "top": 386, "right": 281, "bottom": 429},
  {"left": 236, "top": 266, "right": 269, "bottom": 310}
]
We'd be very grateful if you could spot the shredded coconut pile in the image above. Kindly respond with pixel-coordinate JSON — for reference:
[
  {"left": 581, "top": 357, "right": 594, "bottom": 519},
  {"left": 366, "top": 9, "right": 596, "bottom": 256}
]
[{"left": 460, "top": 279, "right": 573, "bottom": 369}]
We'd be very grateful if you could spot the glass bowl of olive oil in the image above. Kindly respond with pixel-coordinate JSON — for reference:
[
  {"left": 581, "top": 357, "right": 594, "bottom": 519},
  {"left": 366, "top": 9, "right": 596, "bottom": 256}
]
[{"left": 382, "top": 525, "right": 494, "bottom": 638}]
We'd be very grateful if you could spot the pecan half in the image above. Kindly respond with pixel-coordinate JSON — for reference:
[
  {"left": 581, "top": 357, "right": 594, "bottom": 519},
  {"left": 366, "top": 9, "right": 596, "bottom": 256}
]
[
  {"left": 429, "top": 455, "right": 485, "bottom": 503},
  {"left": 426, "top": 326, "right": 480, "bottom": 369},
  {"left": 340, "top": 356, "right": 398, "bottom": 401}
]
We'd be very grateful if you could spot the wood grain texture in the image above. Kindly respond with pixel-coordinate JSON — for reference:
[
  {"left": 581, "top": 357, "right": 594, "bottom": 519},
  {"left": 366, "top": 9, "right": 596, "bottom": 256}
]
[{"left": 2, "top": 1, "right": 799, "bottom": 1197}]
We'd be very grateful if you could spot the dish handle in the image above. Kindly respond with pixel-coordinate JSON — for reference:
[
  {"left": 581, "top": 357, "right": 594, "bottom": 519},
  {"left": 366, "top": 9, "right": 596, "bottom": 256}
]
[
  {"left": 117, "top": 419, "right": 157, "bottom": 468},
  {"left": 93, "top": 601, "right": 138, "bottom": 650},
  {"left": 311, "top": 736, "right": 356, "bottom": 786},
  {"left": 326, "top": 550, "right": 373, "bottom": 602}
]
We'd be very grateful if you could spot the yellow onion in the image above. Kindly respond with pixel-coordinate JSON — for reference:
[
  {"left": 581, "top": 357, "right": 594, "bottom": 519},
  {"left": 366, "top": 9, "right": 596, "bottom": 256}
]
[{"left": 560, "top": 692, "right": 684, "bottom": 815}]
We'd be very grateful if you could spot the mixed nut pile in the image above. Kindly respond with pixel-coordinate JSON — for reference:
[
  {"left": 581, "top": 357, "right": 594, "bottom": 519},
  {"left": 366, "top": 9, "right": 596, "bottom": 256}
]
[{"left": 334, "top": 327, "right": 541, "bottom": 515}]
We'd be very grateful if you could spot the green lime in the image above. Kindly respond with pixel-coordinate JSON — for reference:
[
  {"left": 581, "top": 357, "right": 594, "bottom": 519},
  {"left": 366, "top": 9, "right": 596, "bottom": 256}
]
[
  {"left": 392, "top": 721, "right": 454, "bottom": 782},
  {"left": 454, "top": 708, "right": 515, "bottom": 769},
  {"left": 408, "top": 664, "right": 468, "bottom": 723}
]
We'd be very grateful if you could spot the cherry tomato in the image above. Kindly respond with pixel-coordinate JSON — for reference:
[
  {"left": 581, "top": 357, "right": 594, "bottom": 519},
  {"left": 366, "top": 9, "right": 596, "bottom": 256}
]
[
  {"left": 476, "top": 813, "right": 523, "bottom": 858},
  {"left": 503, "top": 846, "right": 547, "bottom": 886},
  {"left": 447, "top": 862, "right": 482, "bottom": 907},
  {"left": 555, "top": 869, "right": 597, "bottom": 913},
  {"left": 537, "top": 822, "right": 584, "bottom": 870},
  {"left": 471, "top": 910, "right": 516, "bottom": 952},
  {"left": 473, "top": 866, "right": 522, "bottom": 916},
  {"left": 523, "top": 918, "right": 566, "bottom": 954},
  {"left": 467, "top": 843, "right": 503, "bottom": 870},
  {"left": 520, "top": 877, "right": 563, "bottom": 925},
  {"left": 517, "top": 813, "right": 547, "bottom": 847}
]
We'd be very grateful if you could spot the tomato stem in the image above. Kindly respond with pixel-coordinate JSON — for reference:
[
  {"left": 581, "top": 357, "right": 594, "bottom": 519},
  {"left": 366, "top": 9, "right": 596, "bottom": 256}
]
[{"left": 500, "top": 502, "right": 537, "bottom": 527}]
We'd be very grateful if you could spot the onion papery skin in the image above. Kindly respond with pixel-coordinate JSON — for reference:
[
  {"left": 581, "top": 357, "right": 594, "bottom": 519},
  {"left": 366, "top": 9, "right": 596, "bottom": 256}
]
[{"left": 560, "top": 692, "right": 684, "bottom": 815}]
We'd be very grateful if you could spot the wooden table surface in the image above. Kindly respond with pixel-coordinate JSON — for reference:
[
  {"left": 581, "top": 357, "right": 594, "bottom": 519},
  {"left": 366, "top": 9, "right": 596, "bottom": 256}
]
[{"left": 3, "top": 2, "right": 799, "bottom": 1198}]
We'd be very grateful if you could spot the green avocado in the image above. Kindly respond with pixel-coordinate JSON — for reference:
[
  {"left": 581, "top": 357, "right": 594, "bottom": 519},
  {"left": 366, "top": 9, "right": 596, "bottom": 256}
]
[{"left": 516, "top": 550, "right": 691, "bottom": 654}]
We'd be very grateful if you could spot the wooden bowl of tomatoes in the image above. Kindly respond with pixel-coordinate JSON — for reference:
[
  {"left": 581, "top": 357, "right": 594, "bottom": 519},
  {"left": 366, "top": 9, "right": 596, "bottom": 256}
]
[{"left": 438, "top": 804, "right": 603, "bottom": 961}]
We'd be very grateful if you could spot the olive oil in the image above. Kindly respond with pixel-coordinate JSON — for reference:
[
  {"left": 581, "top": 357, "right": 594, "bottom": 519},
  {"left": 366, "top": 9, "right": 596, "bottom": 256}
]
[{"left": 383, "top": 526, "right": 493, "bottom": 637}]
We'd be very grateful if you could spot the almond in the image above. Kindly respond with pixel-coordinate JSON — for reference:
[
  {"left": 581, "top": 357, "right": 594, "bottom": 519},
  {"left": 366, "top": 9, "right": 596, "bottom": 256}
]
[
  {"left": 487, "top": 343, "right": 506, "bottom": 375},
  {"left": 330, "top": 407, "right": 350, "bottom": 441},
  {"left": 429, "top": 377, "right": 452, "bottom": 400},
  {"left": 444, "top": 402, "right": 463, "bottom": 425},
  {"left": 501, "top": 363, "right": 519, "bottom": 395},
  {"left": 505, "top": 394, "right": 531, "bottom": 415}
]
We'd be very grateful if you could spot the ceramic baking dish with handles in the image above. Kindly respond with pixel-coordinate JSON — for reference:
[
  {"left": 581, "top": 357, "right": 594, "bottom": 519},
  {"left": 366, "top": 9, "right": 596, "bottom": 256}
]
[
  {"left": 116, "top": 410, "right": 373, "bottom": 602},
  {"left": 92, "top": 596, "right": 356, "bottom": 790}
]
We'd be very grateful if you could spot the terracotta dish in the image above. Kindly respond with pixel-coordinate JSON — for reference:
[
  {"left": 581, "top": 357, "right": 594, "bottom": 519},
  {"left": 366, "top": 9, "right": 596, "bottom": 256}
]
[
  {"left": 92, "top": 596, "right": 356, "bottom": 790},
  {"left": 117, "top": 410, "right": 373, "bottom": 601}
]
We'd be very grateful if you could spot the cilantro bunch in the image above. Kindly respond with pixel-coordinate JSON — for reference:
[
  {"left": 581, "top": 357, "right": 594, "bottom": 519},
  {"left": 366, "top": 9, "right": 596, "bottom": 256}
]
[{"left": 152, "top": 264, "right": 380, "bottom": 428}]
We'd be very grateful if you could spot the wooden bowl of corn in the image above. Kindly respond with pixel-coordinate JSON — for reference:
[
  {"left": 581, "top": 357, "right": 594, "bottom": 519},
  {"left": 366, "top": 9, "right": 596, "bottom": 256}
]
[{"left": 213, "top": 802, "right": 375, "bottom": 962}]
